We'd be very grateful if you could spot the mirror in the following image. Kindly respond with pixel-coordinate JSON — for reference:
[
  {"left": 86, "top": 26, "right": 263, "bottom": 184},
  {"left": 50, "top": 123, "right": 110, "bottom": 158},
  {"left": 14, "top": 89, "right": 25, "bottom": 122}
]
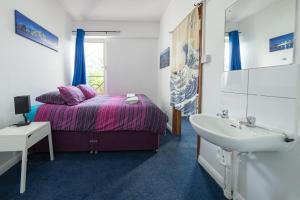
[{"left": 224, "top": 0, "right": 297, "bottom": 71}]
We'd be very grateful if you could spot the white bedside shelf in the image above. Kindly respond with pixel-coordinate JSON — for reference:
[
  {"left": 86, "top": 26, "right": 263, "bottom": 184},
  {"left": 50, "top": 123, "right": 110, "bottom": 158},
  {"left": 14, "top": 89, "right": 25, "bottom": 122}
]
[{"left": 0, "top": 122, "right": 54, "bottom": 193}]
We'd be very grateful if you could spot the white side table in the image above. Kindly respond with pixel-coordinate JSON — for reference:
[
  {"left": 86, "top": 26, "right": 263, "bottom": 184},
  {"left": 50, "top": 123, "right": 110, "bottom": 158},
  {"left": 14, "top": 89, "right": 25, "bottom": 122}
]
[{"left": 0, "top": 122, "right": 54, "bottom": 193}]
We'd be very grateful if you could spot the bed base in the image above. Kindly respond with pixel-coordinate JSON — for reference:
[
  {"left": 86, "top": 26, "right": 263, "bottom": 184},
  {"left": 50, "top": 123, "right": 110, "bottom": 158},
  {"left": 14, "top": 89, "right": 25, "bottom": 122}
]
[{"left": 33, "top": 131, "right": 160, "bottom": 152}]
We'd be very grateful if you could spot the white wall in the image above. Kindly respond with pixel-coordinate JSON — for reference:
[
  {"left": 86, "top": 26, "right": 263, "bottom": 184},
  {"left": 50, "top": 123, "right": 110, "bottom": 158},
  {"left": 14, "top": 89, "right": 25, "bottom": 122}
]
[
  {"left": 158, "top": 0, "right": 231, "bottom": 179},
  {"left": 158, "top": 0, "right": 300, "bottom": 199},
  {"left": 72, "top": 21, "right": 159, "bottom": 38},
  {"left": 0, "top": 0, "right": 72, "bottom": 173},
  {"left": 106, "top": 39, "right": 158, "bottom": 103},
  {"left": 157, "top": 0, "right": 196, "bottom": 123},
  {"left": 72, "top": 21, "right": 160, "bottom": 103}
]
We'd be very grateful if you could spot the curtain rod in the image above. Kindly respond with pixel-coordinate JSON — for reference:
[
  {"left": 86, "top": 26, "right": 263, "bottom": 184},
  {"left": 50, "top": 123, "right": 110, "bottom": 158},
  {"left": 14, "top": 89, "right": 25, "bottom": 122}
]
[
  {"left": 72, "top": 30, "right": 121, "bottom": 34},
  {"left": 194, "top": 0, "right": 205, "bottom": 7},
  {"left": 225, "top": 31, "right": 242, "bottom": 34}
]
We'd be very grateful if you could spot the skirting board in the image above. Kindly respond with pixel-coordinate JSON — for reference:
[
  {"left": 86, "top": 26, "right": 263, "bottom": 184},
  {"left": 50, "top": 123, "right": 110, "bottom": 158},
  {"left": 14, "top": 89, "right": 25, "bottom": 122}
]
[
  {"left": 0, "top": 153, "right": 21, "bottom": 176},
  {"left": 198, "top": 155, "right": 224, "bottom": 188}
]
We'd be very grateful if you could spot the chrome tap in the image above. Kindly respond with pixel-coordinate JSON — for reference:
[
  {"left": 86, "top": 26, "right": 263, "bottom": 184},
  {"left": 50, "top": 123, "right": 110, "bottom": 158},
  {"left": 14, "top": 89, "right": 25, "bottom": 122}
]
[
  {"left": 239, "top": 116, "right": 256, "bottom": 127},
  {"left": 217, "top": 109, "right": 229, "bottom": 119},
  {"left": 239, "top": 116, "right": 295, "bottom": 143}
]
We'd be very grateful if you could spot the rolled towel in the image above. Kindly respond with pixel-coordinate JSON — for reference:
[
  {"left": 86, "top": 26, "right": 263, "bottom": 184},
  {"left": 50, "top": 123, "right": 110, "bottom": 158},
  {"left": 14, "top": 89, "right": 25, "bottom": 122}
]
[
  {"left": 125, "top": 96, "right": 139, "bottom": 104},
  {"left": 126, "top": 93, "right": 135, "bottom": 98}
]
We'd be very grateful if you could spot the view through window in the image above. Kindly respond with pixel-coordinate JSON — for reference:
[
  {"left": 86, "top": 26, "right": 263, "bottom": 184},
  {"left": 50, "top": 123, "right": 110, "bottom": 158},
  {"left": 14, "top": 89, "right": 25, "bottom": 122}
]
[
  {"left": 84, "top": 42, "right": 105, "bottom": 94},
  {"left": 224, "top": 36, "right": 229, "bottom": 71}
]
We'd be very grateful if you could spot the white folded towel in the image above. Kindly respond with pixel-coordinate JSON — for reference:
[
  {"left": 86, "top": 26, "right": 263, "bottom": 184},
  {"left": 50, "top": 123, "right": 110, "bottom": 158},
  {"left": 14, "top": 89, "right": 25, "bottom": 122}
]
[
  {"left": 126, "top": 93, "right": 136, "bottom": 98},
  {"left": 125, "top": 96, "right": 139, "bottom": 104}
]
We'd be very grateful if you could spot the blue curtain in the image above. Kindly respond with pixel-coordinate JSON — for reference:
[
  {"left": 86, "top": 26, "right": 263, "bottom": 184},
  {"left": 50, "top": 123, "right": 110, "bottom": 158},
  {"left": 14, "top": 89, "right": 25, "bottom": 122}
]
[
  {"left": 228, "top": 30, "right": 241, "bottom": 71},
  {"left": 72, "top": 29, "right": 87, "bottom": 86}
]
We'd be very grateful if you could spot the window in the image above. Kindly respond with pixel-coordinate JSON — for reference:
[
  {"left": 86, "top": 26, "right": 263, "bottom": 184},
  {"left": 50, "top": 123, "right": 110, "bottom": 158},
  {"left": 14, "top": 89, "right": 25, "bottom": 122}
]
[
  {"left": 224, "top": 36, "right": 229, "bottom": 71},
  {"left": 84, "top": 42, "right": 105, "bottom": 94}
]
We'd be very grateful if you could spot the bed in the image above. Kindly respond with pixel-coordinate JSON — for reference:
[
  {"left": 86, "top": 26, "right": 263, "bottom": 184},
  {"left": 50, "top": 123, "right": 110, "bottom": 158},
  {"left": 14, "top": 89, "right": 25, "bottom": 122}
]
[{"left": 33, "top": 94, "right": 168, "bottom": 152}]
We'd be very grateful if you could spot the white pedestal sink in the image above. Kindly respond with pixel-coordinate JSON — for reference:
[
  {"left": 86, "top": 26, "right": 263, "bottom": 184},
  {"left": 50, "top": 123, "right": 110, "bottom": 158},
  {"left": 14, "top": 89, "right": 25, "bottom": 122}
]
[
  {"left": 190, "top": 114, "right": 295, "bottom": 200},
  {"left": 189, "top": 114, "right": 294, "bottom": 153}
]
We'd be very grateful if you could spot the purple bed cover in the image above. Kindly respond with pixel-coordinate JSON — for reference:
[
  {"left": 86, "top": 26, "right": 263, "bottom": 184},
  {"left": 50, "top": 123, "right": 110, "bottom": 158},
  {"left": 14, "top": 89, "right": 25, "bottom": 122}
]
[{"left": 35, "top": 94, "right": 168, "bottom": 134}]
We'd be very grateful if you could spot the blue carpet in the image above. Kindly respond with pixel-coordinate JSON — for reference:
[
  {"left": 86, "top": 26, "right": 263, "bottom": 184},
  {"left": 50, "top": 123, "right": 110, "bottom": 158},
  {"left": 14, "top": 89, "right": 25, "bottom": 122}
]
[{"left": 0, "top": 118, "right": 225, "bottom": 200}]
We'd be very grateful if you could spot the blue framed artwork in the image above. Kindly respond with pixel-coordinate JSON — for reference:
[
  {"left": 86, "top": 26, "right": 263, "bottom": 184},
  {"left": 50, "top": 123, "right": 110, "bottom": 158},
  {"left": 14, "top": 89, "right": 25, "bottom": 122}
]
[
  {"left": 269, "top": 33, "right": 294, "bottom": 52},
  {"left": 15, "top": 10, "right": 59, "bottom": 51},
  {"left": 160, "top": 47, "right": 170, "bottom": 69}
]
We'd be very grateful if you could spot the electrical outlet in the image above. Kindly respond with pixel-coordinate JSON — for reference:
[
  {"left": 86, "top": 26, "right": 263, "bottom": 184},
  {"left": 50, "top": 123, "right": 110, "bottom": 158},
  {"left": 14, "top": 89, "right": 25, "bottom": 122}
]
[{"left": 201, "top": 54, "right": 211, "bottom": 63}]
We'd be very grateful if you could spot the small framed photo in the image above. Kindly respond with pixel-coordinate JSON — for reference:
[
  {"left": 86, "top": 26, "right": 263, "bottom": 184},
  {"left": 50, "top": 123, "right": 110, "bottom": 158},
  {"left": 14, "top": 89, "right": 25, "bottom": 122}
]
[{"left": 160, "top": 47, "right": 170, "bottom": 69}]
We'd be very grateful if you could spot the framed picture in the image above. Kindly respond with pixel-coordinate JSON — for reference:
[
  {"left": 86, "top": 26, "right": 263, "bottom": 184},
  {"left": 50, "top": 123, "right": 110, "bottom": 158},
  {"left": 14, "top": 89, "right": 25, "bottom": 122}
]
[
  {"left": 15, "top": 10, "right": 59, "bottom": 51},
  {"left": 269, "top": 33, "right": 294, "bottom": 52},
  {"left": 160, "top": 47, "right": 170, "bottom": 69}
]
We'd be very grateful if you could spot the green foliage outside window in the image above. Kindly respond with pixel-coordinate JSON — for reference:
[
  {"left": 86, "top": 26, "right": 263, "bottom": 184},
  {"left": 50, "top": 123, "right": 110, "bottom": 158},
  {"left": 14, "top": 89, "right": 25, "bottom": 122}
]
[{"left": 87, "top": 69, "right": 105, "bottom": 94}]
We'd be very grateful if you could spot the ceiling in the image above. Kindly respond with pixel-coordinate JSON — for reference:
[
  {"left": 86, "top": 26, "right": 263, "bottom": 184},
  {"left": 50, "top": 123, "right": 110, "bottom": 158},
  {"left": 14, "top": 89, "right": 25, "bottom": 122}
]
[{"left": 57, "top": 0, "right": 171, "bottom": 22}]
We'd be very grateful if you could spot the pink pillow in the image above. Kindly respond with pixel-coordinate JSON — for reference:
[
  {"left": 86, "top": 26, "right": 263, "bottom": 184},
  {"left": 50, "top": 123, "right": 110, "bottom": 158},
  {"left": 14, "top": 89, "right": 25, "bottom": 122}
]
[
  {"left": 58, "top": 86, "right": 86, "bottom": 106},
  {"left": 78, "top": 85, "right": 97, "bottom": 99},
  {"left": 36, "top": 91, "right": 65, "bottom": 105}
]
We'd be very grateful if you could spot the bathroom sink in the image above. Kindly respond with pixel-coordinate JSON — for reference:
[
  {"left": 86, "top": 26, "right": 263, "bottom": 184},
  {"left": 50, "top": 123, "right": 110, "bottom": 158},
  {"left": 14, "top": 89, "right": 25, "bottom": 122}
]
[{"left": 189, "top": 114, "right": 293, "bottom": 152}]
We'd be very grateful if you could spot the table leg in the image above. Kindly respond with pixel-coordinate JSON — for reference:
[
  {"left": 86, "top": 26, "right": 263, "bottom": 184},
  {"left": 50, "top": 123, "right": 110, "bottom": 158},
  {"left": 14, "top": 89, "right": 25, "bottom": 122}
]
[
  {"left": 48, "top": 133, "right": 54, "bottom": 161},
  {"left": 20, "top": 149, "right": 27, "bottom": 193}
]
